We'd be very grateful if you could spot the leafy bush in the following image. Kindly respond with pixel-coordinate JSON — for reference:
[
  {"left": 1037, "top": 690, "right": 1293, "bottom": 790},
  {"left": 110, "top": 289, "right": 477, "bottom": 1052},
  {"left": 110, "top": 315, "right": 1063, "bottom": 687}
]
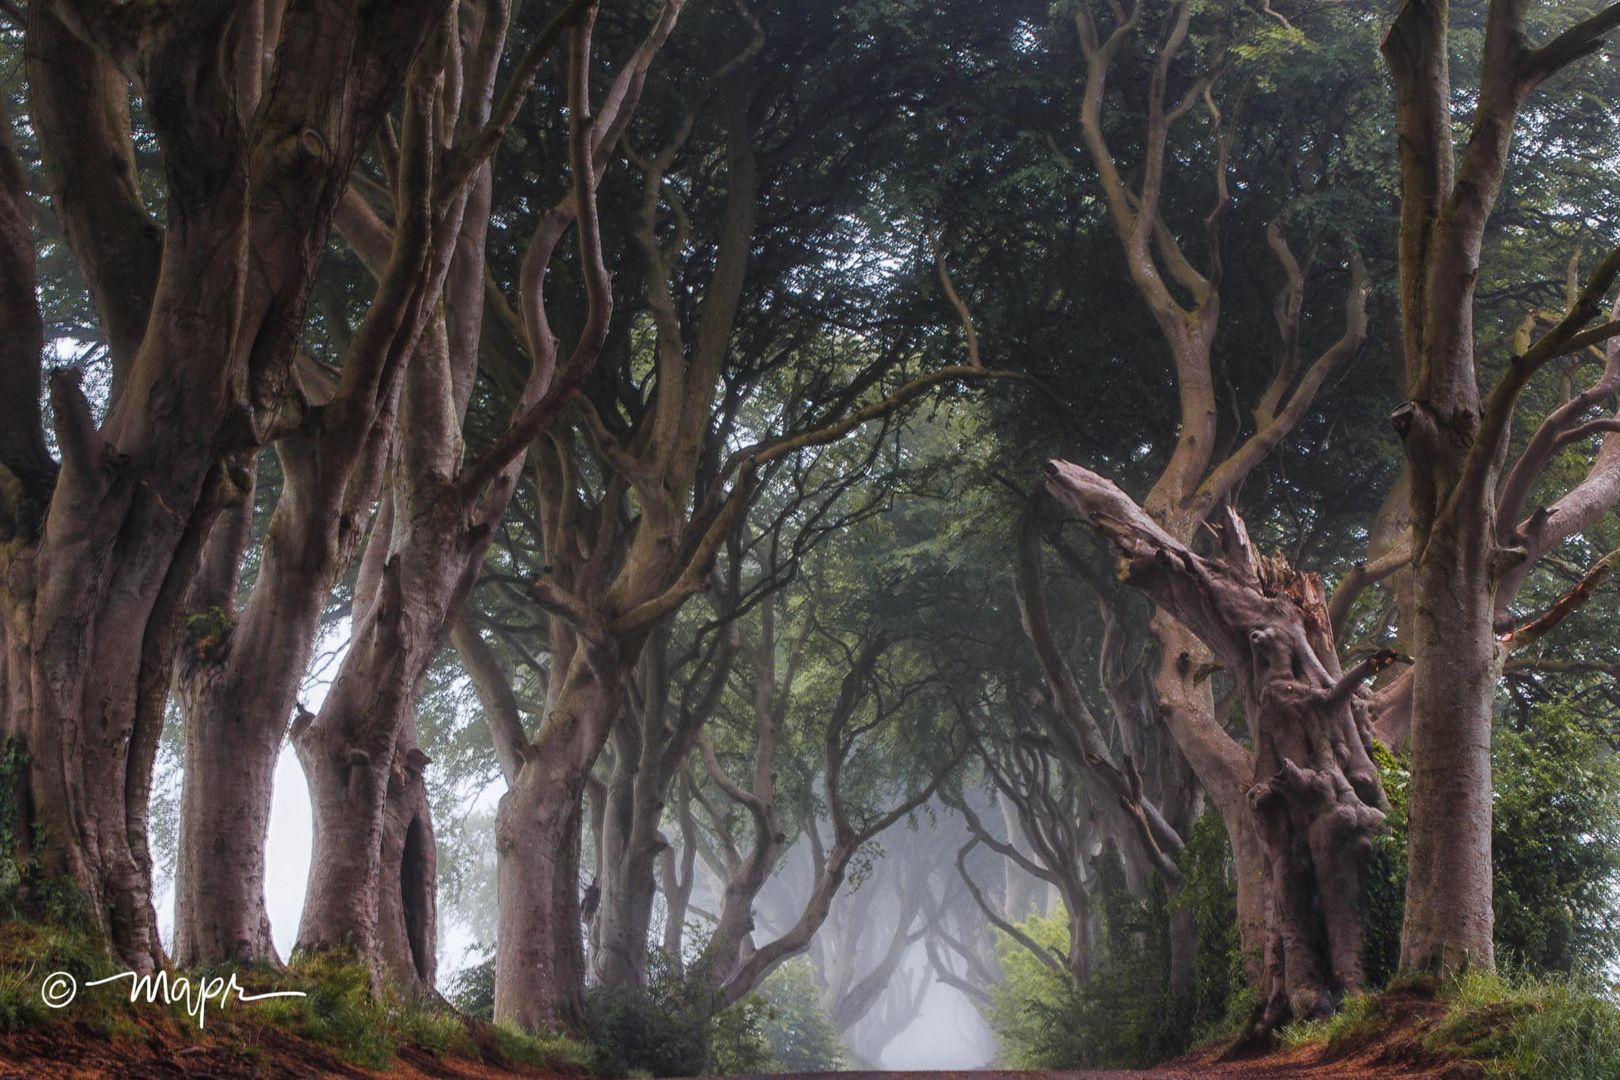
[
  {"left": 1362, "top": 741, "right": 1409, "bottom": 988},
  {"left": 1365, "top": 702, "right": 1620, "bottom": 985},
  {"left": 1491, "top": 704, "right": 1620, "bottom": 975},
  {"left": 984, "top": 913, "right": 1084, "bottom": 1069},
  {"left": 711, "top": 993, "right": 774, "bottom": 1075},
  {"left": 984, "top": 890, "right": 1178, "bottom": 1067},
  {"left": 1176, "top": 810, "right": 1250, "bottom": 1039},
  {"left": 983, "top": 816, "right": 1250, "bottom": 1070},
  {"left": 755, "top": 958, "right": 844, "bottom": 1072},
  {"left": 585, "top": 951, "right": 775, "bottom": 1077}
]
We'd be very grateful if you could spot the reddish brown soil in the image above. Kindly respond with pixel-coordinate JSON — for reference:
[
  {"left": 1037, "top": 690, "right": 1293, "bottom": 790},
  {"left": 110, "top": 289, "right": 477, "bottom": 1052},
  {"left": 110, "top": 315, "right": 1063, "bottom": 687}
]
[
  {"left": 727, "top": 992, "right": 1486, "bottom": 1080},
  {"left": 0, "top": 1010, "right": 581, "bottom": 1079},
  {"left": 0, "top": 990, "right": 1484, "bottom": 1079}
]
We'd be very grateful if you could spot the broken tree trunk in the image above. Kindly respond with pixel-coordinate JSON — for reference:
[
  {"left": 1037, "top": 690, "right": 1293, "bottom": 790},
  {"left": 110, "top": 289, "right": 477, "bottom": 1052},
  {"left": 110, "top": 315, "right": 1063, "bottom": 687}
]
[{"left": 1045, "top": 460, "right": 1389, "bottom": 1039}]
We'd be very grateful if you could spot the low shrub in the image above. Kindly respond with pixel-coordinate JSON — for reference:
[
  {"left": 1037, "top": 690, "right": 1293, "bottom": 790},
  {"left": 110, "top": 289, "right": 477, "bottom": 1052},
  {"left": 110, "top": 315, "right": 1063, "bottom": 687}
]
[{"left": 755, "top": 958, "right": 844, "bottom": 1072}]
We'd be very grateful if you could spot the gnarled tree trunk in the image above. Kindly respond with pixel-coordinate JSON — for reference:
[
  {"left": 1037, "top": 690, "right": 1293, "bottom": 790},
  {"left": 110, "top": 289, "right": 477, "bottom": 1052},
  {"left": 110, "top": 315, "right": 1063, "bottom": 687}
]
[{"left": 1046, "top": 460, "right": 1388, "bottom": 1038}]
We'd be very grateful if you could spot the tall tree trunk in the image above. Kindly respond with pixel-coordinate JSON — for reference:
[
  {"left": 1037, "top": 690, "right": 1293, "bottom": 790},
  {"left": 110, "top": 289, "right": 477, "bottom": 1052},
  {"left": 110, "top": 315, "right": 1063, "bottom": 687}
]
[
  {"left": 294, "top": 496, "right": 482, "bottom": 974},
  {"left": 494, "top": 651, "right": 621, "bottom": 1031},
  {"left": 172, "top": 675, "right": 284, "bottom": 964},
  {"left": 592, "top": 725, "right": 665, "bottom": 989},
  {"left": 1397, "top": 527, "right": 1499, "bottom": 971}
]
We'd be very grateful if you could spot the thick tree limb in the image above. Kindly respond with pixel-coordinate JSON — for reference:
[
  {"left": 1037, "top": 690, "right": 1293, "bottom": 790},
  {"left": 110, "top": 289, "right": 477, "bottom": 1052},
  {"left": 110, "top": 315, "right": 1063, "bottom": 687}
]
[
  {"left": 1520, "top": 3, "right": 1620, "bottom": 85},
  {"left": 451, "top": 618, "right": 531, "bottom": 785}
]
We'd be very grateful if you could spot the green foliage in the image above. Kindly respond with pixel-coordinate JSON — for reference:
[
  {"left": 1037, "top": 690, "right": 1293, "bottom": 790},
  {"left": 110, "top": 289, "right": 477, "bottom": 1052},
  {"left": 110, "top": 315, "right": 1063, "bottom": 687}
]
[
  {"left": 251, "top": 952, "right": 406, "bottom": 1069},
  {"left": 984, "top": 840, "right": 1244, "bottom": 1071},
  {"left": 0, "top": 920, "right": 118, "bottom": 1033},
  {"left": 1491, "top": 704, "right": 1620, "bottom": 975},
  {"left": 756, "top": 959, "right": 845, "bottom": 1073},
  {"left": 444, "top": 946, "right": 496, "bottom": 1021},
  {"left": 0, "top": 738, "right": 28, "bottom": 909},
  {"left": 984, "top": 913, "right": 1082, "bottom": 1069},
  {"left": 1362, "top": 740, "right": 1410, "bottom": 988},
  {"left": 1275, "top": 973, "right": 1620, "bottom": 1079},
  {"left": 1277, "top": 992, "right": 1381, "bottom": 1049},
  {"left": 484, "top": 1023, "right": 596, "bottom": 1073},
  {"left": 181, "top": 606, "right": 235, "bottom": 655},
  {"left": 1365, "top": 704, "right": 1620, "bottom": 988},
  {"left": 1176, "top": 811, "right": 1250, "bottom": 1039},
  {"left": 981, "top": 814, "right": 1255, "bottom": 1070},
  {"left": 0, "top": 736, "right": 93, "bottom": 933},
  {"left": 585, "top": 951, "right": 776, "bottom": 1077},
  {"left": 247, "top": 949, "right": 587, "bottom": 1072},
  {"left": 711, "top": 995, "right": 775, "bottom": 1076}
]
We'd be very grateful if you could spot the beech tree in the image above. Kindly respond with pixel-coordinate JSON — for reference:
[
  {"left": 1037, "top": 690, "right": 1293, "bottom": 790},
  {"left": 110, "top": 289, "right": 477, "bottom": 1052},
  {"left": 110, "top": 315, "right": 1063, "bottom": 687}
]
[
  {"left": 443, "top": 0, "right": 1035, "bottom": 1029},
  {"left": 169, "top": 0, "right": 589, "bottom": 972},
  {"left": 285, "top": 0, "right": 683, "bottom": 993},
  {"left": 1380, "top": 0, "right": 1620, "bottom": 974},
  {"left": 1044, "top": 462, "right": 1392, "bottom": 1035},
  {"left": 1005, "top": 0, "right": 1378, "bottom": 986},
  {"left": 0, "top": 0, "right": 450, "bottom": 973}
]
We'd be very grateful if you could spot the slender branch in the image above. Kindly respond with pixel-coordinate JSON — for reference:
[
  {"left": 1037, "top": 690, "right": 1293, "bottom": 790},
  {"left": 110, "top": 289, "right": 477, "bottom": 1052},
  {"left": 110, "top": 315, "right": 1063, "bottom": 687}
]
[
  {"left": 441, "top": 0, "right": 599, "bottom": 191},
  {"left": 935, "top": 238, "right": 982, "bottom": 369},
  {"left": 955, "top": 840, "right": 1068, "bottom": 979},
  {"left": 1499, "top": 546, "right": 1620, "bottom": 651}
]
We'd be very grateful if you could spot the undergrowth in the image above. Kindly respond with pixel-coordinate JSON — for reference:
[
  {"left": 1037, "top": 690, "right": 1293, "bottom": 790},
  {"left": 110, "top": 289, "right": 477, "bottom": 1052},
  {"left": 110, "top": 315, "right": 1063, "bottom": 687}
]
[
  {"left": 1431, "top": 970, "right": 1620, "bottom": 1080},
  {"left": 204, "top": 949, "right": 593, "bottom": 1073},
  {"left": 1278, "top": 970, "right": 1620, "bottom": 1079},
  {"left": 1275, "top": 992, "right": 1382, "bottom": 1049},
  {"left": 0, "top": 926, "right": 593, "bottom": 1074}
]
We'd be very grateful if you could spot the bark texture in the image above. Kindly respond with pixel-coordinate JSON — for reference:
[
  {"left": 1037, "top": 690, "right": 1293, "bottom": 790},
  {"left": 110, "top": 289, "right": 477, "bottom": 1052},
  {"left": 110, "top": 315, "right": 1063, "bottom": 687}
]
[
  {"left": 1381, "top": 0, "right": 1620, "bottom": 974},
  {"left": 1046, "top": 460, "right": 1388, "bottom": 1038},
  {"left": 0, "top": 0, "right": 449, "bottom": 972},
  {"left": 1062, "top": 1, "right": 1371, "bottom": 988}
]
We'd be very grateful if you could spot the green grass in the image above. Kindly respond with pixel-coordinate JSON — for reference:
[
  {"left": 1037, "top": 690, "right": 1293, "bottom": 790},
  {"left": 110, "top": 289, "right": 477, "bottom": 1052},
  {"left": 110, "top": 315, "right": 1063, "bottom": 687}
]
[
  {"left": 248, "top": 952, "right": 399, "bottom": 1069},
  {"left": 1279, "top": 971, "right": 1620, "bottom": 1079},
  {"left": 487, "top": 1020, "right": 595, "bottom": 1071},
  {"left": 1278, "top": 992, "right": 1382, "bottom": 1049},
  {"left": 0, "top": 923, "right": 596, "bottom": 1075},
  {"left": 1430, "top": 970, "right": 1620, "bottom": 1080},
  {"left": 242, "top": 950, "right": 595, "bottom": 1072},
  {"left": 0, "top": 919, "right": 120, "bottom": 1033}
]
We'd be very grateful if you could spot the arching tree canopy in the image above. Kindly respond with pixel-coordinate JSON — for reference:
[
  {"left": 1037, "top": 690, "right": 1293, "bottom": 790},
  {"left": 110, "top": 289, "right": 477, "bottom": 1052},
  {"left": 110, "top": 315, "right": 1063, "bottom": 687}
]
[{"left": 3, "top": 1, "right": 1620, "bottom": 1076}]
